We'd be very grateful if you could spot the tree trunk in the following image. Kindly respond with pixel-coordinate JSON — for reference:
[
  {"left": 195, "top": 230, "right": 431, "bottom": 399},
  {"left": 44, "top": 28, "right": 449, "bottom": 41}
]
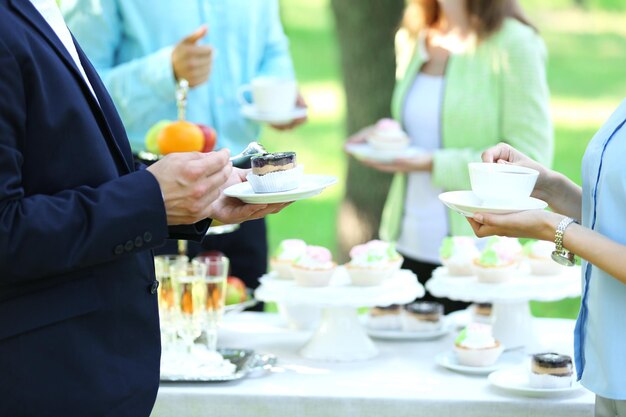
[{"left": 330, "top": 0, "right": 406, "bottom": 261}]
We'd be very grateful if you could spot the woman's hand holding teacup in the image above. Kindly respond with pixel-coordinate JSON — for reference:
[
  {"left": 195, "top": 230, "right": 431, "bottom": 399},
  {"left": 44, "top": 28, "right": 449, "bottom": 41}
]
[{"left": 468, "top": 208, "right": 563, "bottom": 242}]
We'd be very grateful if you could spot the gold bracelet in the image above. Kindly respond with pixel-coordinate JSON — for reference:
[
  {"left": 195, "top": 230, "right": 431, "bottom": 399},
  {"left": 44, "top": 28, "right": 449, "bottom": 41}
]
[{"left": 551, "top": 217, "right": 577, "bottom": 266}]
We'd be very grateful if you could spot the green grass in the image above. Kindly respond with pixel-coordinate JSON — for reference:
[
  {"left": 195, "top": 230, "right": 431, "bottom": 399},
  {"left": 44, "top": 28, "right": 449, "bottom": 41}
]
[{"left": 264, "top": 0, "right": 626, "bottom": 319}]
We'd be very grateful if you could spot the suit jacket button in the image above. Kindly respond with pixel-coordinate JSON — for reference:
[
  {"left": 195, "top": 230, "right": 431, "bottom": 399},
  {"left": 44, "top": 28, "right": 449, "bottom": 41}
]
[
  {"left": 134, "top": 236, "right": 143, "bottom": 248},
  {"left": 114, "top": 244, "right": 124, "bottom": 255},
  {"left": 124, "top": 240, "right": 134, "bottom": 252},
  {"left": 143, "top": 232, "right": 152, "bottom": 243},
  {"left": 149, "top": 280, "right": 159, "bottom": 295}
]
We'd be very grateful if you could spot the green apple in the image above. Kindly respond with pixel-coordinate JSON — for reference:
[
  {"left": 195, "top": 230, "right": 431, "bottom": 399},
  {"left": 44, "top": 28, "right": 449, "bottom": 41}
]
[
  {"left": 225, "top": 276, "right": 247, "bottom": 305},
  {"left": 144, "top": 120, "right": 171, "bottom": 154}
]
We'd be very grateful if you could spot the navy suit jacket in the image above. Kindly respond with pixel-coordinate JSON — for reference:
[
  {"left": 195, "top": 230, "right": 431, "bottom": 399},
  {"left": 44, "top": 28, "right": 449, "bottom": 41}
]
[{"left": 0, "top": 1, "right": 208, "bottom": 415}]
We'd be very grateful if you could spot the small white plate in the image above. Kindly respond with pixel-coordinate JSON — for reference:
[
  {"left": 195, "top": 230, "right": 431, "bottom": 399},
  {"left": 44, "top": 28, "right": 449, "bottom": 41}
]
[
  {"left": 488, "top": 367, "right": 583, "bottom": 397},
  {"left": 241, "top": 105, "right": 308, "bottom": 124},
  {"left": 345, "top": 143, "right": 424, "bottom": 164},
  {"left": 435, "top": 350, "right": 521, "bottom": 375},
  {"left": 367, "top": 322, "right": 451, "bottom": 341},
  {"left": 224, "top": 174, "right": 337, "bottom": 204},
  {"left": 438, "top": 191, "right": 547, "bottom": 217}
]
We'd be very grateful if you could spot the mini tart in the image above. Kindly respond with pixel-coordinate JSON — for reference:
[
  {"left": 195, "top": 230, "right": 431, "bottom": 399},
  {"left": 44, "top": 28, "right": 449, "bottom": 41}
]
[
  {"left": 402, "top": 301, "right": 443, "bottom": 332},
  {"left": 442, "top": 257, "right": 475, "bottom": 276},
  {"left": 368, "top": 305, "right": 402, "bottom": 330},
  {"left": 454, "top": 340, "right": 503, "bottom": 367},
  {"left": 526, "top": 254, "right": 567, "bottom": 276},
  {"left": 471, "top": 303, "right": 493, "bottom": 324},
  {"left": 529, "top": 352, "right": 573, "bottom": 389},
  {"left": 345, "top": 262, "right": 397, "bottom": 286},
  {"left": 251, "top": 152, "right": 296, "bottom": 176},
  {"left": 472, "top": 259, "right": 519, "bottom": 283},
  {"left": 269, "top": 257, "right": 295, "bottom": 279},
  {"left": 291, "top": 263, "right": 336, "bottom": 287}
]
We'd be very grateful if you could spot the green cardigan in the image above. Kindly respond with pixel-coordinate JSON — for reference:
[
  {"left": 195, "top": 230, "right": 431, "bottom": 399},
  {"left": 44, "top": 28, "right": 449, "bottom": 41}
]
[{"left": 379, "top": 18, "right": 553, "bottom": 242}]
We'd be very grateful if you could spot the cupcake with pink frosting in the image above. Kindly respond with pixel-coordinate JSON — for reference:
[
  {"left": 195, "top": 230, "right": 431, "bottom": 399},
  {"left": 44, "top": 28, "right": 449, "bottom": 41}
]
[
  {"left": 439, "top": 236, "right": 480, "bottom": 276},
  {"left": 291, "top": 246, "right": 337, "bottom": 287},
  {"left": 472, "top": 237, "right": 522, "bottom": 283},
  {"left": 345, "top": 240, "right": 403, "bottom": 286},
  {"left": 454, "top": 323, "right": 504, "bottom": 366},
  {"left": 270, "top": 239, "right": 307, "bottom": 279},
  {"left": 367, "top": 118, "right": 410, "bottom": 151}
]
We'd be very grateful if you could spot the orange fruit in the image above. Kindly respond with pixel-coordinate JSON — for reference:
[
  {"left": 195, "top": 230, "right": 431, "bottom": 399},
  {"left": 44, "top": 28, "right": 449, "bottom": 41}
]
[{"left": 157, "top": 120, "right": 204, "bottom": 154}]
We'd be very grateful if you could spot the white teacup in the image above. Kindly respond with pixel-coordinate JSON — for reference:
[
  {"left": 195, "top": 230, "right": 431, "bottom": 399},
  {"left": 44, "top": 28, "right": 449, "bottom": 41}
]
[
  {"left": 468, "top": 162, "right": 539, "bottom": 206},
  {"left": 238, "top": 77, "right": 297, "bottom": 115}
]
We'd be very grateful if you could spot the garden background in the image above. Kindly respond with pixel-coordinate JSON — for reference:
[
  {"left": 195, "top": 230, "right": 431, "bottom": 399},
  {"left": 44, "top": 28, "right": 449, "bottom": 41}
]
[{"left": 261, "top": 0, "right": 626, "bottom": 318}]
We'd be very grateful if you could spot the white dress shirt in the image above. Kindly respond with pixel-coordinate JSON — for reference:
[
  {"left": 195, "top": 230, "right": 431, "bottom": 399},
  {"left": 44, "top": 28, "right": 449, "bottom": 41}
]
[{"left": 29, "top": 0, "right": 98, "bottom": 99}]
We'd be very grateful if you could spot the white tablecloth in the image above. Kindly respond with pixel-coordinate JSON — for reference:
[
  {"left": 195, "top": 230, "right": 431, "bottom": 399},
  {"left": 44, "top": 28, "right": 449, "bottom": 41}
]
[{"left": 152, "top": 312, "right": 594, "bottom": 417}]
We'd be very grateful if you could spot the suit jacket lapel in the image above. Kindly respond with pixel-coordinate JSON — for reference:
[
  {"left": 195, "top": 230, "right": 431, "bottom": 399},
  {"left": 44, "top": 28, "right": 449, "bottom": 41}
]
[
  {"left": 75, "top": 40, "right": 134, "bottom": 172},
  {"left": 9, "top": 0, "right": 132, "bottom": 174}
]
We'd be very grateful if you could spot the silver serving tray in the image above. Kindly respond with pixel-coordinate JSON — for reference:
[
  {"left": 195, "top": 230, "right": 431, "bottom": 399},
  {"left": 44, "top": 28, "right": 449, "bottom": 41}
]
[{"left": 160, "top": 348, "right": 276, "bottom": 383}]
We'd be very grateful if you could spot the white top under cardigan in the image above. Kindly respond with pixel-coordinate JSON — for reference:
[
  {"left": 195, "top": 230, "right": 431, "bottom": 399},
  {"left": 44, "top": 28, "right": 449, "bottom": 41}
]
[{"left": 396, "top": 73, "right": 447, "bottom": 264}]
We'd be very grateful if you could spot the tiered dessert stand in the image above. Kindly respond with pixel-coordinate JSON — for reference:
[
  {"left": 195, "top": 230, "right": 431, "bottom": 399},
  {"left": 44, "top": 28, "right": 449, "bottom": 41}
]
[
  {"left": 426, "top": 265, "right": 581, "bottom": 350},
  {"left": 255, "top": 267, "right": 424, "bottom": 361}
]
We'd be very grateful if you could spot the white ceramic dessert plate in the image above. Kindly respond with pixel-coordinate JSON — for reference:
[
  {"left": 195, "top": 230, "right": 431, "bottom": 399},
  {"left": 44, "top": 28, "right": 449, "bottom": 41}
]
[
  {"left": 241, "top": 105, "right": 308, "bottom": 124},
  {"left": 345, "top": 143, "right": 424, "bottom": 164},
  {"left": 488, "top": 367, "right": 583, "bottom": 397},
  {"left": 438, "top": 191, "right": 547, "bottom": 217},
  {"left": 367, "top": 324, "right": 450, "bottom": 341},
  {"left": 435, "top": 349, "right": 519, "bottom": 375},
  {"left": 224, "top": 174, "right": 337, "bottom": 204}
]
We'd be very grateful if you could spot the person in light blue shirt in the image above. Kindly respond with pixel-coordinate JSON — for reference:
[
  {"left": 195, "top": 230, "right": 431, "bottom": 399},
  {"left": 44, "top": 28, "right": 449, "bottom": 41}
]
[
  {"left": 62, "top": 0, "right": 306, "bottom": 154},
  {"left": 467, "top": 99, "right": 626, "bottom": 416},
  {"left": 62, "top": 0, "right": 307, "bottom": 292}
]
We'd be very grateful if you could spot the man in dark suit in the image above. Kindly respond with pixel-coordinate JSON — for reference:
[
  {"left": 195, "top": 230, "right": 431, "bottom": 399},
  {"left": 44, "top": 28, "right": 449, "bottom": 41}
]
[{"left": 0, "top": 1, "right": 286, "bottom": 416}]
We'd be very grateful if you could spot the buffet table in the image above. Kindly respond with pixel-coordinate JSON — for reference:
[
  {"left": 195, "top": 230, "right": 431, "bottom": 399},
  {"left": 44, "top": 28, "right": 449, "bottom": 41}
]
[{"left": 151, "top": 312, "right": 594, "bottom": 417}]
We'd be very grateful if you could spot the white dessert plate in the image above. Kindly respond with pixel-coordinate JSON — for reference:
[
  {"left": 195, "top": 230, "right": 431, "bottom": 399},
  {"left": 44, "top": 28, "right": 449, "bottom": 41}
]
[
  {"left": 345, "top": 143, "right": 424, "bottom": 164},
  {"left": 488, "top": 367, "right": 583, "bottom": 397},
  {"left": 438, "top": 191, "right": 547, "bottom": 217},
  {"left": 224, "top": 174, "right": 337, "bottom": 204},
  {"left": 367, "top": 318, "right": 452, "bottom": 340},
  {"left": 241, "top": 105, "right": 308, "bottom": 124},
  {"left": 435, "top": 349, "right": 521, "bottom": 375}
]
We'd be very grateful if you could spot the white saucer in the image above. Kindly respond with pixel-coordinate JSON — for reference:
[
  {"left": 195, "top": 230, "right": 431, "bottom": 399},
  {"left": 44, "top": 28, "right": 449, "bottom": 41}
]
[
  {"left": 224, "top": 174, "right": 337, "bottom": 204},
  {"left": 367, "top": 320, "right": 451, "bottom": 341},
  {"left": 345, "top": 143, "right": 424, "bottom": 164},
  {"left": 488, "top": 367, "right": 583, "bottom": 397},
  {"left": 438, "top": 191, "right": 547, "bottom": 217},
  {"left": 435, "top": 349, "right": 522, "bottom": 375},
  {"left": 241, "top": 105, "right": 308, "bottom": 124}
]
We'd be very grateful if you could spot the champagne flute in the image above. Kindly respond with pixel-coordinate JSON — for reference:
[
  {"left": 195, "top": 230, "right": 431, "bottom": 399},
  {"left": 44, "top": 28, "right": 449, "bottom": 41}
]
[
  {"left": 196, "top": 255, "right": 229, "bottom": 352},
  {"left": 171, "top": 258, "right": 207, "bottom": 353},
  {"left": 154, "top": 254, "right": 188, "bottom": 352}
]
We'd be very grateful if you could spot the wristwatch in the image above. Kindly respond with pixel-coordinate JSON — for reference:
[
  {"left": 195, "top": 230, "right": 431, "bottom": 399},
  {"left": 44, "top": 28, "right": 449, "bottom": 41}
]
[{"left": 551, "top": 217, "right": 577, "bottom": 266}]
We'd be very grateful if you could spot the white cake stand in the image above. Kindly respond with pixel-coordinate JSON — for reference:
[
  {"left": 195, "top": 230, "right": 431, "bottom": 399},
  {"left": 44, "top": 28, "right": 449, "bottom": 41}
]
[
  {"left": 426, "top": 265, "right": 581, "bottom": 350},
  {"left": 255, "top": 267, "right": 424, "bottom": 361}
]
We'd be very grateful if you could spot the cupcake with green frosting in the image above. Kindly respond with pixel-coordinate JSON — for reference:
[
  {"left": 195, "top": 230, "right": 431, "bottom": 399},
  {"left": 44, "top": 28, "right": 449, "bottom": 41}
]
[
  {"left": 439, "top": 237, "right": 480, "bottom": 276},
  {"left": 472, "top": 237, "right": 522, "bottom": 283}
]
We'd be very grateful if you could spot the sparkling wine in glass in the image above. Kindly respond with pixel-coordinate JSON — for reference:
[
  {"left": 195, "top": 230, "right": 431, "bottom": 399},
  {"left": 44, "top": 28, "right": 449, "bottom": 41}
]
[
  {"left": 171, "top": 259, "right": 207, "bottom": 353},
  {"left": 154, "top": 255, "right": 188, "bottom": 352},
  {"left": 196, "top": 255, "right": 229, "bottom": 352}
]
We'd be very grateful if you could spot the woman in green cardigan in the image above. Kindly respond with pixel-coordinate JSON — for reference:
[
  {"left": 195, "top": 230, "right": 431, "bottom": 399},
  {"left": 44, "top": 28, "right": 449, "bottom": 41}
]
[{"left": 349, "top": 0, "right": 553, "bottom": 311}]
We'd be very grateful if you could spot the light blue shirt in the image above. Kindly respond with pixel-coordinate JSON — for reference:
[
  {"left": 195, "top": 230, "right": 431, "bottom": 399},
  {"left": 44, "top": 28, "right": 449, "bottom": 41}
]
[
  {"left": 576, "top": 98, "right": 626, "bottom": 399},
  {"left": 62, "top": 0, "right": 295, "bottom": 154}
]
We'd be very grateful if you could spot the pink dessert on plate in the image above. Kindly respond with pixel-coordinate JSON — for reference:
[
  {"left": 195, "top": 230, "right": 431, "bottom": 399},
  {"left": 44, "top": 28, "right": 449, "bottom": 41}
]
[
  {"left": 346, "top": 240, "right": 403, "bottom": 286},
  {"left": 367, "top": 118, "right": 410, "bottom": 151}
]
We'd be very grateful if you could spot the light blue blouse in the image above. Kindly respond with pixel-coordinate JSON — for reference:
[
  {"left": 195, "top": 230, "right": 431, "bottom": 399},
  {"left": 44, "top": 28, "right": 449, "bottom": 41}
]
[
  {"left": 62, "top": 0, "right": 295, "bottom": 154},
  {"left": 577, "top": 98, "right": 626, "bottom": 399}
]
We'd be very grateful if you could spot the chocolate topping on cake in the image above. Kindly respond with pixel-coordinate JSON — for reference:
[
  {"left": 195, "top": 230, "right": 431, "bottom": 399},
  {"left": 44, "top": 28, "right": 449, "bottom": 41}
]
[
  {"left": 532, "top": 353, "right": 573, "bottom": 369},
  {"left": 370, "top": 304, "right": 401, "bottom": 316},
  {"left": 404, "top": 301, "right": 443, "bottom": 322},
  {"left": 251, "top": 152, "right": 297, "bottom": 176}
]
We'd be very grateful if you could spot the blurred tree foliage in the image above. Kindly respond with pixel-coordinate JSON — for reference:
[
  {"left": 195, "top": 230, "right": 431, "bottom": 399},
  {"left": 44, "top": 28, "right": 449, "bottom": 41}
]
[{"left": 330, "top": 0, "right": 405, "bottom": 260}]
